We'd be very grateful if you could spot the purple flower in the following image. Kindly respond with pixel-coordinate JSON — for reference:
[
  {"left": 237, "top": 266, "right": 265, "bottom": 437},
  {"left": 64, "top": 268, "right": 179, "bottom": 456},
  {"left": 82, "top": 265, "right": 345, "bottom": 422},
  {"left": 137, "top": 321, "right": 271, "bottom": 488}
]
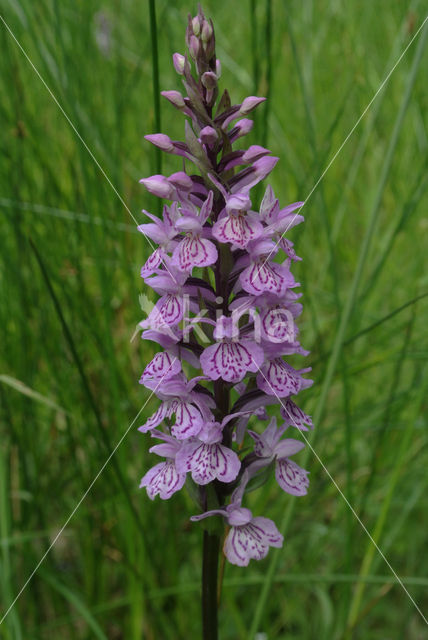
[
  {"left": 190, "top": 476, "right": 283, "bottom": 566},
  {"left": 170, "top": 192, "right": 218, "bottom": 271},
  {"left": 139, "top": 375, "right": 215, "bottom": 440},
  {"left": 248, "top": 418, "right": 310, "bottom": 496},
  {"left": 140, "top": 432, "right": 186, "bottom": 500},
  {"left": 137, "top": 7, "right": 313, "bottom": 566},
  {"left": 175, "top": 420, "right": 241, "bottom": 485},
  {"left": 200, "top": 316, "right": 264, "bottom": 383}
]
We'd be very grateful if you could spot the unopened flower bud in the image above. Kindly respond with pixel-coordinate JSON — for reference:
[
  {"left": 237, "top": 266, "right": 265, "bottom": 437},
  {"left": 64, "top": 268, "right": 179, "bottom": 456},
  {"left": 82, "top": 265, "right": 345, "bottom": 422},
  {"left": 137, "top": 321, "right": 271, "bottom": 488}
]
[
  {"left": 172, "top": 53, "right": 186, "bottom": 75},
  {"left": 168, "top": 171, "right": 193, "bottom": 190},
  {"left": 240, "top": 96, "right": 266, "bottom": 115},
  {"left": 189, "top": 34, "right": 200, "bottom": 59},
  {"left": 201, "top": 20, "right": 213, "bottom": 43},
  {"left": 242, "top": 145, "right": 271, "bottom": 163},
  {"left": 161, "top": 90, "right": 186, "bottom": 109},
  {"left": 215, "top": 59, "right": 222, "bottom": 78},
  {"left": 144, "top": 134, "right": 175, "bottom": 153},
  {"left": 192, "top": 16, "right": 201, "bottom": 36},
  {"left": 229, "top": 118, "right": 254, "bottom": 143},
  {"left": 201, "top": 71, "right": 217, "bottom": 90},
  {"left": 235, "top": 119, "right": 254, "bottom": 135},
  {"left": 139, "top": 175, "right": 174, "bottom": 199},
  {"left": 199, "top": 126, "right": 218, "bottom": 145}
]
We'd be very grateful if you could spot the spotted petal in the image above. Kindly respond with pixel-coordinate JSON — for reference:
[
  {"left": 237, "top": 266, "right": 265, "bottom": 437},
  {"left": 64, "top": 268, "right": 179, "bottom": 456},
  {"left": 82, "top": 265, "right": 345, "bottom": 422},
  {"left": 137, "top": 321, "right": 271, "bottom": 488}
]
[
  {"left": 140, "top": 351, "right": 181, "bottom": 385},
  {"left": 200, "top": 340, "right": 264, "bottom": 383},
  {"left": 257, "top": 359, "right": 313, "bottom": 397},
  {"left": 144, "top": 293, "right": 184, "bottom": 328},
  {"left": 280, "top": 398, "right": 313, "bottom": 431},
  {"left": 261, "top": 306, "right": 297, "bottom": 343},
  {"left": 275, "top": 458, "right": 309, "bottom": 496},
  {"left": 240, "top": 260, "right": 292, "bottom": 295},
  {"left": 224, "top": 517, "right": 283, "bottom": 566},
  {"left": 169, "top": 399, "right": 204, "bottom": 439},
  {"left": 141, "top": 248, "right": 164, "bottom": 278},
  {"left": 138, "top": 402, "right": 169, "bottom": 433},
  {"left": 140, "top": 461, "right": 186, "bottom": 500},
  {"left": 212, "top": 212, "right": 262, "bottom": 249},
  {"left": 172, "top": 234, "right": 218, "bottom": 271},
  {"left": 176, "top": 441, "right": 241, "bottom": 485}
]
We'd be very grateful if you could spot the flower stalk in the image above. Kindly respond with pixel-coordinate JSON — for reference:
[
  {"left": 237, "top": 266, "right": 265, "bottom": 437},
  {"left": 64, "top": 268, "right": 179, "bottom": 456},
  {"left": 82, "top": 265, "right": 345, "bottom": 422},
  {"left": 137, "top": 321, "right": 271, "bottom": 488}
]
[{"left": 202, "top": 530, "right": 220, "bottom": 640}]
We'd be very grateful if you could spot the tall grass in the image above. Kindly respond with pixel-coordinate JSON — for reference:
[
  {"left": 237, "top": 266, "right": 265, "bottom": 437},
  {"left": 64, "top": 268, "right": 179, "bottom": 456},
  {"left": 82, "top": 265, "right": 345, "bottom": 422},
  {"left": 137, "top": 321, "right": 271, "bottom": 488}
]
[{"left": 1, "top": 1, "right": 427, "bottom": 638}]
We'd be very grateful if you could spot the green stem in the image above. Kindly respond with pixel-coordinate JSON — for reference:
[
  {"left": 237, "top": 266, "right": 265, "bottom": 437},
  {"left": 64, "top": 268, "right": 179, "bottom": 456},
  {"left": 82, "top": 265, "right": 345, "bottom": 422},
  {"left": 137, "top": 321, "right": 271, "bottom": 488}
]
[
  {"left": 148, "top": 0, "right": 161, "bottom": 175},
  {"left": 202, "top": 531, "right": 220, "bottom": 640}
]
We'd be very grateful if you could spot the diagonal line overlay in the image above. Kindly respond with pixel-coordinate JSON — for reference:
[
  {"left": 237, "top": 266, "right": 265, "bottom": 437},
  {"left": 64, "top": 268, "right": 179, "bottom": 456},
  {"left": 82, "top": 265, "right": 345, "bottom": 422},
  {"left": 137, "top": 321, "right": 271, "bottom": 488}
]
[
  {"left": 0, "top": 358, "right": 178, "bottom": 626},
  {"left": 253, "top": 360, "right": 428, "bottom": 626},
  {"left": 257, "top": 14, "right": 428, "bottom": 273}
]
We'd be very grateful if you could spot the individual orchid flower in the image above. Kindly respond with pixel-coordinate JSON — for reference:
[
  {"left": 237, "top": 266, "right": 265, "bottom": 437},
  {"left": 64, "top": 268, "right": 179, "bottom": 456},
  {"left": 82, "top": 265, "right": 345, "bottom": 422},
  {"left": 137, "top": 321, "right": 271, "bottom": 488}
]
[
  {"left": 200, "top": 315, "right": 264, "bottom": 383},
  {"left": 238, "top": 238, "right": 296, "bottom": 296},
  {"left": 140, "top": 264, "right": 193, "bottom": 330},
  {"left": 139, "top": 432, "right": 186, "bottom": 500},
  {"left": 171, "top": 191, "right": 218, "bottom": 272},
  {"left": 256, "top": 347, "right": 313, "bottom": 398},
  {"left": 248, "top": 417, "right": 310, "bottom": 496},
  {"left": 139, "top": 375, "right": 215, "bottom": 440},
  {"left": 175, "top": 418, "right": 241, "bottom": 485},
  {"left": 138, "top": 203, "right": 180, "bottom": 277},
  {"left": 211, "top": 187, "right": 264, "bottom": 249},
  {"left": 190, "top": 472, "right": 283, "bottom": 566}
]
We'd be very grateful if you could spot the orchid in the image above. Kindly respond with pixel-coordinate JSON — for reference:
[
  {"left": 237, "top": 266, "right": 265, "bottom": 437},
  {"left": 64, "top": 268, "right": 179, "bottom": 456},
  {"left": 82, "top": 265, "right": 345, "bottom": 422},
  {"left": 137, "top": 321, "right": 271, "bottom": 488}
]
[{"left": 137, "top": 6, "right": 313, "bottom": 635}]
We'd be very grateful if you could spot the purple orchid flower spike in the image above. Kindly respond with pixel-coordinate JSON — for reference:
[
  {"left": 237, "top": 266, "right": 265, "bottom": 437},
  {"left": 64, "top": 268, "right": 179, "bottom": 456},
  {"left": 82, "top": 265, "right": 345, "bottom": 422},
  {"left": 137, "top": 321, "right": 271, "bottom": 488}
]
[{"left": 136, "top": 11, "right": 313, "bottom": 620}]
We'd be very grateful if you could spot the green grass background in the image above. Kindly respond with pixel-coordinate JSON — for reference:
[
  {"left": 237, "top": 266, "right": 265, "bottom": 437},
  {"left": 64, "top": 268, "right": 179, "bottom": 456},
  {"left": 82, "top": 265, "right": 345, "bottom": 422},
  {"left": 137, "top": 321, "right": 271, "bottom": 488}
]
[{"left": 1, "top": 0, "right": 428, "bottom": 638}]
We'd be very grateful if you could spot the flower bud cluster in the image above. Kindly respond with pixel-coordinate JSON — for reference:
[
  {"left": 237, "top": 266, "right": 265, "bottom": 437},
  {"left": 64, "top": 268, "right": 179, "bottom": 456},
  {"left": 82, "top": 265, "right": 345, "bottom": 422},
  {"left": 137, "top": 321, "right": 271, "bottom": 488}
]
[{"left": 137, "top": 7, "right": 313, "bottom": 566}]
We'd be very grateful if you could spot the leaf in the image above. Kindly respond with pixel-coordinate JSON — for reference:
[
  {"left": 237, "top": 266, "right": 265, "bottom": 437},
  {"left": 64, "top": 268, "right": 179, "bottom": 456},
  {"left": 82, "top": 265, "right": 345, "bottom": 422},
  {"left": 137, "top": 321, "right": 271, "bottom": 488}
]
[{"left": 0, "top": 374, "right": 68, "bottom": 414}]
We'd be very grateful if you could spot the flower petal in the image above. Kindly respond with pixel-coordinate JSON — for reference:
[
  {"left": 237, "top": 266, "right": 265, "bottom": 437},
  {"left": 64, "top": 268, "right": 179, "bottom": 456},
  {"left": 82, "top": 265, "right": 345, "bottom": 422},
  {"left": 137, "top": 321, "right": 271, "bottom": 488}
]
[
  {"left": 140, "top": 248, "right": 164, "bottom": 278},
  {"left": 223, "top": 517, "right": 283, "bottom": 566},
  {"left": 172, "top": 235, "right": 218, "bottom": 271},
  {"left": 240, "top": 260, "right": 292, "bottom": 296},
  {"left": 139, "top": 461, "right": 186, "bottom": 500},
  {"left": 200, "top": 340, "right": 264, "bottom": 383},
  {"left": 261, "top": 306, "right": 297, "bottom": 343},
  {"left": 280, "top": 398, "right": 313, "bottom": 431},
  {"left": 176, "top": 442, "right": 241, "bottom": 485},
  {"left": 169, "top": 400, "right": 204, "bottom": 439},
  {"left": 212, "top": 212, "right": 262, "bottom": 249},
  {"left": 138, "top": 402, "right": 169, "bottom": 433},
  {"left": 257, "top": 359, "right": 312, "bottom": 397},
  {"left": 224, "top": 525, "right": 268, "bottom": 566},
  {"left": 274, "top": 438, "right": 305, "bottom": 458},
  {"left": 275, "top": 458, "right": 309, "bottom": 496},
  {"left": 140, "top": 351, "right": 181, "bottom": 384},
  {"left": 251, "top": 516, "right": 284, "bottom": 546},
  {"left": 146, "top": 294, "right": 184, "bottom": 328}
]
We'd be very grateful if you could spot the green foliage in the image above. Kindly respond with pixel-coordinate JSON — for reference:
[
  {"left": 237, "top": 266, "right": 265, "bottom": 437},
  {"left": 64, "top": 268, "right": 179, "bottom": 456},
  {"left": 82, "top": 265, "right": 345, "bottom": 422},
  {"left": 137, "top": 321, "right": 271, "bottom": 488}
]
[{"left": 0, "top": 1, "right": 427, "bottom": 638}]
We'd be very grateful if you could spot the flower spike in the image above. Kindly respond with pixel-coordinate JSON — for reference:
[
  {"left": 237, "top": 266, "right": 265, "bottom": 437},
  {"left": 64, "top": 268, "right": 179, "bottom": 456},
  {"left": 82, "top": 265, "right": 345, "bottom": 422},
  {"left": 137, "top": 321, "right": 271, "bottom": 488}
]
[{"left": 137, "top": 7, "right": 313, "bottom": 570}]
